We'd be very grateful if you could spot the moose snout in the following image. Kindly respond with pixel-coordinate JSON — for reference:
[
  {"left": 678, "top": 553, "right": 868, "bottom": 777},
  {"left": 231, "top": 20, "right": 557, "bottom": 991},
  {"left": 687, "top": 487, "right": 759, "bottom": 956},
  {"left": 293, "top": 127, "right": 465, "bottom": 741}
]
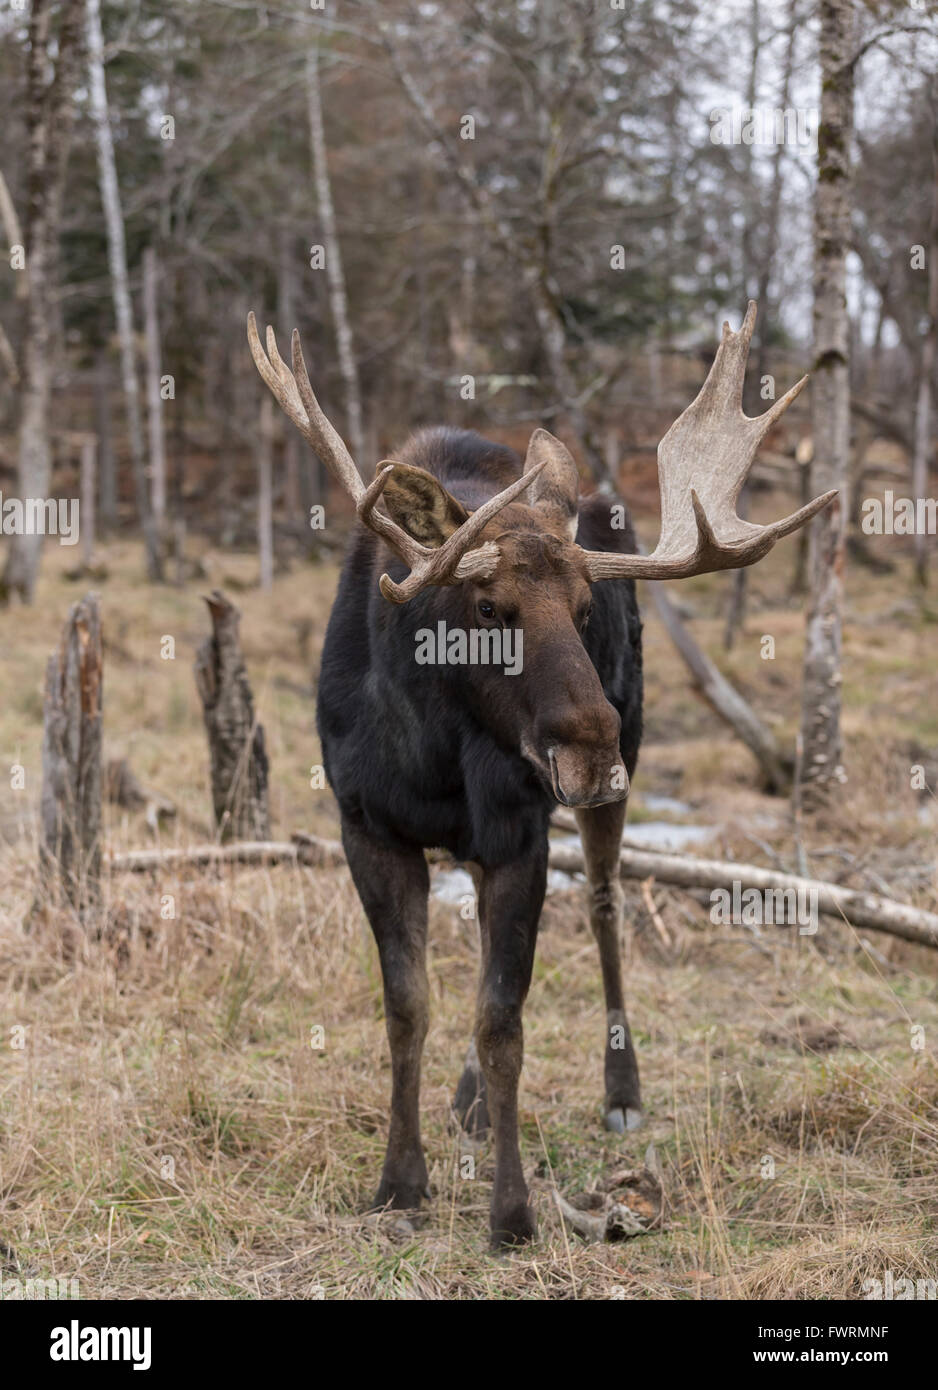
[
  {"left": 547, "top": 744, "right": 629, "bottom": 808},
  {"left": 534, "top": 692, "right": 628, "bottom": 808}
]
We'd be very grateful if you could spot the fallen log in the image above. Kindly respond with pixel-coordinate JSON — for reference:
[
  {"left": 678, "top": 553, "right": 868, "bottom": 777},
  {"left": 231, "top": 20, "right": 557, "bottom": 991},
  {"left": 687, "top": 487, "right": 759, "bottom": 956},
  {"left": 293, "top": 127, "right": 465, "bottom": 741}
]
[
  {"left": 547, "top": 842, "right": 938, "bottom": 951},
  {"left": 105, "top": 830, "right": 938, "bottom": 951},
  {"left": 108, "top": 832, "right": 344, "bottom": 874}
]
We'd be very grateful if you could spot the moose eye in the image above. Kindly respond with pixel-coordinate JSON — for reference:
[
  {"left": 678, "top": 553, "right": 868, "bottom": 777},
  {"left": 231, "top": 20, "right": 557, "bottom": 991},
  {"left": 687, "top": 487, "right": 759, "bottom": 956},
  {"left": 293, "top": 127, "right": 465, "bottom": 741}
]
[{"left": 478, "top": 600, "right": 497, "bottom": 624}]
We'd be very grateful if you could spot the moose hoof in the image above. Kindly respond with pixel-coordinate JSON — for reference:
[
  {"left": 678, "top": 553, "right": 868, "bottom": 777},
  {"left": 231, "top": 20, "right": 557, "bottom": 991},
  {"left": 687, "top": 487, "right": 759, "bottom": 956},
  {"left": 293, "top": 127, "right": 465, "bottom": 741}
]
[
  {"left": 605, "top": 1105, "right": 644, "bottom": 1134},
  {"left": 490, "top": 1202, "right": 537, "bottom": 1251},
  {"left": 370, "top": 1175, "right": 430, "bottom": 1215}
]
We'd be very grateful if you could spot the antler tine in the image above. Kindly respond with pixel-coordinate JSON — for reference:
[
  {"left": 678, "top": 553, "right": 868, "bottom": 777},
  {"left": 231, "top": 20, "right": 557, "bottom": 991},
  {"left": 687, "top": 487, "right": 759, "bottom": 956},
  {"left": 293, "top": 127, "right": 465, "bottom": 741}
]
[
  {"left": 248, "top": 310, "right": 552, "bottom": 603},
  {"left": 247, "top": 312, "right": 367, "bottom": 507},
  {"left": 360, "top": 457, "right": 550, "bottom": 603},
  {"left": 579, "top": 300, "right": 838, "bottom": 583},
  {"left": 247, "top": 312, "right": 307, "bottom": 436},
  {"left": 290, "top": 329, "right": 364, "bottom": 503},
  {"left": 700, "top": 298, "right": 758, "bottom": 417}
]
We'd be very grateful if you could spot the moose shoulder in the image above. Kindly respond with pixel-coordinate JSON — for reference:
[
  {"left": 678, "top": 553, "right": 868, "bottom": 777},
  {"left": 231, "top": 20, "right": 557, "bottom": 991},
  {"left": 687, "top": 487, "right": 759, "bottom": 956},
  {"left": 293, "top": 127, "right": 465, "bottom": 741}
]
[{"left": 248, "top": 303, "right": 836, "bottom": 1248}]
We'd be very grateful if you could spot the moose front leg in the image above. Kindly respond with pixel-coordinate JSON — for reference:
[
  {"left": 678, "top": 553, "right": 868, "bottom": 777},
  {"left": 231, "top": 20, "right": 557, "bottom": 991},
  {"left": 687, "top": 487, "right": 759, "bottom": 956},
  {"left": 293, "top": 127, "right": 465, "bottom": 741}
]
[
  {"left": 474, "top": 851, "right": 545, "bottom": 1248},
  {"left": 574, "top": 800, "right": 643, "bottom": 1133},
  {"left": 342, "top": 817, "right": 431, "bottom": 1214}
]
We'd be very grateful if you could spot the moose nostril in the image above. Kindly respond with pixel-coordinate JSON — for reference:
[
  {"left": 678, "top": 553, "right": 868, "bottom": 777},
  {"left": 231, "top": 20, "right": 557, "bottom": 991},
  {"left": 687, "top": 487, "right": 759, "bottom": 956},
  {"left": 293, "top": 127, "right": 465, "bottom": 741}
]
[{"left": 547, "top": 748, "right": 569, "bottom": 804}]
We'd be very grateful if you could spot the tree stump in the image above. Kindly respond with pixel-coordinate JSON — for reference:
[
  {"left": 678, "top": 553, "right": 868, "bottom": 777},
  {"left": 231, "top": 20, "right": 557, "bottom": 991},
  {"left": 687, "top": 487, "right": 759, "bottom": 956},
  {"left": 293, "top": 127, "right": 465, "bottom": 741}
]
[
  {"left": 39, "top": 593, "right": 103, "bottom": 909},
  {"left": 194, "top": 590, "right": 270, "bottom": 841}
]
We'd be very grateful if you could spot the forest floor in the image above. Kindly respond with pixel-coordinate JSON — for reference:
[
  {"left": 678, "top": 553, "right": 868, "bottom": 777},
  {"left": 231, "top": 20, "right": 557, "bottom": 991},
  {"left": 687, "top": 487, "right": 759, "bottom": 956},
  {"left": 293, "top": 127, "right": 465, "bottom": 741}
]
[{"left": 0, "top": 511, "right": 937, "bottom": 1300}]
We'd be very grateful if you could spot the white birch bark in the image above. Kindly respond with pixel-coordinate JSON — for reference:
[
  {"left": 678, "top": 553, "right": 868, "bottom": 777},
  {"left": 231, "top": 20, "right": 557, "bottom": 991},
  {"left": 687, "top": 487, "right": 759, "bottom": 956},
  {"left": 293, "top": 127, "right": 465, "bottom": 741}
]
[
  {"left": 85, "top": 0, "right": 162, "bottom": 581},
  {"left": 798, "top": 0, "right": 853, "bottom": 805},
  {"left": 912, "top": 134, "right": 938, "bottom": 589},
  {"left": 143, "top": 245, "right": 167, "bottom": 529},
  {"left": 306, "top": 44, "right": 365, "bottom": 472}
]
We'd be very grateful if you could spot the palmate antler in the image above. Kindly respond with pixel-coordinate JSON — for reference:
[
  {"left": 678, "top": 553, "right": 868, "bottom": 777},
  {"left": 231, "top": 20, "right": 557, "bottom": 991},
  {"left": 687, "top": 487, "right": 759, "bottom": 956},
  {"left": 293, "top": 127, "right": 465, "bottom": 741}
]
[
  {"left": 582, "top": 301, "right": 836, "bottom": 582},
  {"left": 249, "top": 302, "right": 834, "bottom": 600},
  {"left": 247, "top": 313, "right": 547, "bottom": 602}
]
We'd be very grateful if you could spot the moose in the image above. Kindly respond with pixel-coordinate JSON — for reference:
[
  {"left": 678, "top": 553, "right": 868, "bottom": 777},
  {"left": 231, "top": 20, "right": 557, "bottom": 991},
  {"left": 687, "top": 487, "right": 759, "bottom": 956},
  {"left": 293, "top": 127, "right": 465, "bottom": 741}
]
[{"left": 248, "top": 303, "right": 835, "bottom": 1248}]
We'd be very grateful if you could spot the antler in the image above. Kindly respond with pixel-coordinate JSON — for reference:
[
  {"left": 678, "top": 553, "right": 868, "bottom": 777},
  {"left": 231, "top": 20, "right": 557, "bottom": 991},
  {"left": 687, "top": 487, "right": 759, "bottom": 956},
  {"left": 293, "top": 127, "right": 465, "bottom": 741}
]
[
  {"left": 247, "top": 313, "right": 547, "bottom": 602},
  {"left": 581, "top": 301, "right": 837, "bottom": 582}
]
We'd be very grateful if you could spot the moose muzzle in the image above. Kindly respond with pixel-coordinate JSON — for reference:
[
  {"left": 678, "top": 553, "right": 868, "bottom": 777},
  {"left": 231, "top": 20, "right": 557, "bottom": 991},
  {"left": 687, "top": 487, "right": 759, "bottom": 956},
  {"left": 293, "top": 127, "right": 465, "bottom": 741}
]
[
  {"left": 525, "top": 650, "right": 628, "bottom": 808},
  {"left": 546, "top": 742, "right": 629, "bottom": 808}
]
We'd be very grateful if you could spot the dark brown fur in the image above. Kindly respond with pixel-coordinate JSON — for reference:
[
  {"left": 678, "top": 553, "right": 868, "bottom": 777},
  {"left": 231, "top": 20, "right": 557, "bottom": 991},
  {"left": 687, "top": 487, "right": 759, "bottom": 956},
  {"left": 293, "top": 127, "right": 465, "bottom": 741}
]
[{"left": 318, "top": 427, "right": 644, "bottom": 1246}]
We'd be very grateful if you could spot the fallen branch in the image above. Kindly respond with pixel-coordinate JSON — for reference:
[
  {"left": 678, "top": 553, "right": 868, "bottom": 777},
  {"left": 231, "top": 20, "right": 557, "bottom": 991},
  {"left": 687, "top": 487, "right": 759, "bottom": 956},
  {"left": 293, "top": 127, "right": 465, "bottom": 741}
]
[
  {"left": 646, "top": 579, "right": 793, "bottom": 793},
  {"left": 547, "top": 842, "right": 938, "bottom": 951},
  {"left": 108, "top": 832, "right": 344, "bottom": 874},
  {"left": 104, "top": 829, "right": 938, "bottom": 951}
]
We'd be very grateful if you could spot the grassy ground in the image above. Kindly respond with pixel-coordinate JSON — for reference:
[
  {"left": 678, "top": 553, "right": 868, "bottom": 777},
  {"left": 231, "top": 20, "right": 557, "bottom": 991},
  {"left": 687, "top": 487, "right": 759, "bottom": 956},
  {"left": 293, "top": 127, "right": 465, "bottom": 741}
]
[{"left": 0, "top": 521, "right": 936, "bottom": 1300}]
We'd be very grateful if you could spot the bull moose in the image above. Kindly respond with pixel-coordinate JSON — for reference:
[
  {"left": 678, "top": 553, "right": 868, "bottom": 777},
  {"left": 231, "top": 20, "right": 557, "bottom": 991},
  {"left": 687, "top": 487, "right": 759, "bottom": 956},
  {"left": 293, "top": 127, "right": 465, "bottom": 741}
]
[{"left": 248, "top": 303, "right": 835, "bottom": 1248}]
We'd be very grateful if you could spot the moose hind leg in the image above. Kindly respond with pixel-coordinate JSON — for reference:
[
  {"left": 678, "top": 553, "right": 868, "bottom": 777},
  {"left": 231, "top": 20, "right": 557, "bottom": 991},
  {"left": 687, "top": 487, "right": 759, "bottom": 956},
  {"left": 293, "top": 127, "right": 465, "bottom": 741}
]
[
  {"left": 342, "top": 817, "right": 431, "bottom": 1212},
  {"left": 574, "top": 800, "right": 643, "bottom": 1134},
  {"left": 452, "top": 864, "right": 490, "bottom": 1138},
  {"left": 453, "top": 1038, "right": 491, "bottom": 1138}
]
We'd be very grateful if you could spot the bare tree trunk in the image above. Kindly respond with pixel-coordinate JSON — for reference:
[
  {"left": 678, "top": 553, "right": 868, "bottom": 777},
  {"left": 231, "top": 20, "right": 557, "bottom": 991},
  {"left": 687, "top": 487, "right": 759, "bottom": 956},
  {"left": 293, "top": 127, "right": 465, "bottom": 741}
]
[
  {"left": 306, "top": 43, "right": 366, "bottom": 470},
  {"left": 799, "top": 0, "right": 853, "bottom": 807},
  {"left": 529, "top": 275, "right": 612, "bottom": 485},
  {"left": 80, "top": 434, "right": 96, "bottom": 568},
  {"left": 85, "top": 0, "right": 163, "bottom": 583},
  {"left": 2, "top": 0, "right": 82, "bottom": 603},
  {"left": 912, "top": 116, "right": 938, "bottom": 590},
  {"left": 0, "top": 166, "right": 27, "bottom": 302},
  {"left": 142, "top": 245, "right": 167, "bottom": 531},
  {"left": 277, "top": 226, "right": 303, "bottom": 521},
  {"left": 648, "top": 580, "right": 793, "bottom": 793},
  {"left": 258, "top": 394, "right": 274, "bottom": 590},
  {"left": 194, "top": 591, "right": 270, "bottom": 842},
  {"left": 95, "top": 348, "right": 116, "bottom": 529},
  {"left": 39, "top": 592, "right": 103, "bottom": 910},
  {"left": 0, "top": 319, "right": 18, "bottom": 383},
  {"left": 726, "top": 0, "right": 797, "bottom": 648}
]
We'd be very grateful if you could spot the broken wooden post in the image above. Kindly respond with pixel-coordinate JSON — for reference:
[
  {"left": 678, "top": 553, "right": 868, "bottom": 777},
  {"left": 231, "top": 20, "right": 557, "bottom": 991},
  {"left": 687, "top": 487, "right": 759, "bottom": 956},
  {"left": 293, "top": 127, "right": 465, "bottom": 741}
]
[
  {"left": 194, "top": 589, "right": 270, "bottom": 841},
  {"left": 39, "top": 593, "right": 103, "bottom": 909}
]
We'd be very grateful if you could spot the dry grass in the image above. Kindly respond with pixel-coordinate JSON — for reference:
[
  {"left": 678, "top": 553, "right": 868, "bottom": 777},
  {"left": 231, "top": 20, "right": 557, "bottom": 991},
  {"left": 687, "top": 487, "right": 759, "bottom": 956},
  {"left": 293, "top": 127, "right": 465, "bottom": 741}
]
[{"left": 1, "top": 527, "right": 937, "bottom": 1300}]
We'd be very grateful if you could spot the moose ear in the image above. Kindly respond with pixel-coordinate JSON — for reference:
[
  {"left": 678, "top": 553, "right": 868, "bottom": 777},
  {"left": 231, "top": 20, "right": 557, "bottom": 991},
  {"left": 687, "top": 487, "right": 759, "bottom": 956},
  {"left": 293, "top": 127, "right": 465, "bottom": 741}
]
[
  {"left": 523, "top": 429, "right": 580, "bottom": 541},
  {"left": 376, "top": 462, "right": 470, "bottom": 548}
]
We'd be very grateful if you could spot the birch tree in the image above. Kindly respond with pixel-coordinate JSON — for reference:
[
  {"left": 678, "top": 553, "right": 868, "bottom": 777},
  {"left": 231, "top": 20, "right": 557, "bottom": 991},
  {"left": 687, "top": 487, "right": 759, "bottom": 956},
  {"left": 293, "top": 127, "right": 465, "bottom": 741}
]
[
  {"left": 912, "top": 105, "right": 938, "bottom": 591},
  {"left": 143, "top": 245, "right": 167, "bottom": 530},
  {"left": 798, "top": 0, "right": 853, "bottom": 806},
  {"left": 1, "top": 0, "right": 82, "bottom": 604},
  {"left": 306, "top": 42, "right": 366, "bottom": 472},
  {"left": 85, "top": 0, "right": 163, "bottom": 582}
]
